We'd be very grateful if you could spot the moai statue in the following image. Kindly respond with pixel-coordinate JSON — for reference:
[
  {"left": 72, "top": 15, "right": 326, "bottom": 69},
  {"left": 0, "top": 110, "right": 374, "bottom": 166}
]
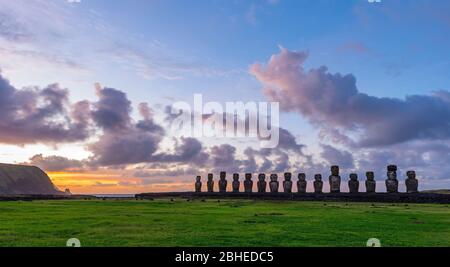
[
  {"left": 385, "top": 165, "right": 399, "bottom": 193},
  {"left": 218, "top": 171, "right": 227, "bottom": 193},
  {"left": 348, "top": 173, "right": 359, "bottom": 193},
  {"left": 195, "top": 176, "right": 202, "bottom": 192},
  {"left": 297, "top": 173, "right": 307, "bottom": 193},
  {"left": 405, "top": 170, "right": 419, "bottom": 193},
  {"left": 365, "top": 171, "right": 376, "bottom": 193},
  {"left": 329, "top": 165, "right": 341, "bottom": 193},
  {"left": 313, "top": 174, "right": 323, "bottom": 193},
  {"left": 232, "top": 173, "right": 240, "bottom": 193},
  {"left": 283, "top": 172, "right": 293, "bottom": 193},
  {"left": 244, "top": 173, "right": 253, "bottom": 193},
  {"left": 207, "top": 173, "right": 214, "bottom": 192},
  {"left": 269, "top": 174, "right": 279, "bottom": 193},
  {"left": 257, "top": 174, "right": 267, "bottom": 193}
]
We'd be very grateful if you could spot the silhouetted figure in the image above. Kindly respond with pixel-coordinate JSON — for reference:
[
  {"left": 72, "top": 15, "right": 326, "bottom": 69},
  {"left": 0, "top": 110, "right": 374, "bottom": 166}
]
[
  {"left": 232, "top": 173, "right": 240, "bottom": 192},
  {"left": 244, "top": 173, "right": 253, "bottom": 193},
  {"left": 207, "top": 173, "right": 214, "bottom": 192},
  {"left": 314, "top": 174, "right": 323, "bottom": 193},
  {"left": 365, "top": 171, "right": 376, "bottom": 193},
  {"left": 269, "top": 174, "right": 279, "bottom": 193},
  {"left": 385, "top": 165, "right": 399, "bottom": 193},
  {"left": 348, "top": 173, "right": 359, "bottom": 193},
  {"left": 405, "top": 170, "right": 419, "bottom": 193},
  {"left": 329, "top": 165, "right": 341, "bottom": 193},
  {"left": 257, "top": 174, "right": 267, "bottom": 193},
  {"left": 219, "top": 171, "right": 227, "bottom": 193},
  {"left": 283, "top": 172, "right": 293, "bottom": 193},
  {"left": 297, "top": 173, "right": 307, "bottom": 193},
  {"left": 195, "top": 176, "right": 202, "bottom": 192}
]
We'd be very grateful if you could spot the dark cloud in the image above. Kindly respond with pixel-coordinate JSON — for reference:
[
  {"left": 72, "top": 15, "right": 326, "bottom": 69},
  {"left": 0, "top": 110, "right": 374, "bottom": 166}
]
[
  {"left": 91, "top": 86, "right": 132, "bottom": 130},
  {"left": 0, "top": 73, "right": 91, "bottom": 145},
  {"left": 358, "top": 141, "right": 450, "bottom": 181},
  {"left": 27, "top": 154, "right": 83, "bottom": 172},
  {"left": 320, "top": 144, "right": 354, "bottom": 169},
  {"left": 150, "top": 137, "right": 209, "bottom": 166},
  {"left": 251, "top": 47, "right": 450, "bottom": 147},
  {"left": 87, "top": 86, "right": 165, "bottom": 166}
]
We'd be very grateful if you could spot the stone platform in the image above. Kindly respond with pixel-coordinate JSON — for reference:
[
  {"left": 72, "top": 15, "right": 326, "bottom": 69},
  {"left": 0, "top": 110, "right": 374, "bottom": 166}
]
[{"left": 135, "top": 192, "right": 450, "bottom": 204}]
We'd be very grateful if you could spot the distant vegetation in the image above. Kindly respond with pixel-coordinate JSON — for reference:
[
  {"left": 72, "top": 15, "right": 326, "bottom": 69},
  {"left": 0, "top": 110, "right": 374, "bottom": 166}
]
[
  {"left": 422, "top": 190, "right": 450, "bottom": 195},
  {"left": 0, "top": 199, "right": 448, "bottom": 247},
  {"left": 0, "top": 163, "right": 62, "bottom": 195}
]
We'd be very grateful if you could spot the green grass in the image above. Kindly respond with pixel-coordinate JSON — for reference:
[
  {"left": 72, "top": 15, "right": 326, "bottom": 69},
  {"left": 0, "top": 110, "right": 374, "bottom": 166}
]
[{"left": 0, "top": 199, "right": 449, "bottom": 247}]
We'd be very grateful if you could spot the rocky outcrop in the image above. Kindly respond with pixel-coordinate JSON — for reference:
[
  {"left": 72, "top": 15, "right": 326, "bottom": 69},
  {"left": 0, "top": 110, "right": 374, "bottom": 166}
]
[{"left": 0, "top": 163, "right": 63, "bottom": 195}]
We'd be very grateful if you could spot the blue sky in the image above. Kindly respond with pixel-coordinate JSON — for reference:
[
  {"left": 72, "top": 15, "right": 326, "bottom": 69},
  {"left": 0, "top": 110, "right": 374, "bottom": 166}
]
[{"left": 1, "top": 0, "right": 450, "bottom": 193}]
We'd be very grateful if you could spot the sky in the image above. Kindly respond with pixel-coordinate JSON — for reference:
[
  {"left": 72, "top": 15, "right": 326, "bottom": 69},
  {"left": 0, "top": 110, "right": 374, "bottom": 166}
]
[{"left": 1, "top": 0, "right": 450, "bottom": 194}]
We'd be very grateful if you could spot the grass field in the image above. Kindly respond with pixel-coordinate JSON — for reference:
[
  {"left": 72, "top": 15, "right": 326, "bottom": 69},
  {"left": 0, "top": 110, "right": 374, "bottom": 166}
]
[{"left": 0, "top": 199, "right": 449, "bottom": 247}]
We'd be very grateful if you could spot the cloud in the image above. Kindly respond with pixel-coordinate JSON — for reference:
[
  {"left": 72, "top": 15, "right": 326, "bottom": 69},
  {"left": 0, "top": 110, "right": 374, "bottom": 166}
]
[
  {"left": 87, "top": 86, "right": 165, "bottom": 166},
  {"left": 251, "top": 47, "right": 450, "bottom": 147},
  {"left": 0, "top": 73, "right": 91, "bottom": 145},
  {"left": 0, "top": 13, "right": 32, "bottom": 42},
  {"left": 91, "top": 86, "right": 132, "bottom": 130},
  {"left": 320, "top": 144, "right": 354, "bottom": 169},
  {"left": 27, "top": 154, "right": 83, "bottom": 172},
  {"left": 150, "top": 137, "right": 209, "bottom": 166},
  {"left": 105, "top": 43, "right": 240, "bottom": 80}
]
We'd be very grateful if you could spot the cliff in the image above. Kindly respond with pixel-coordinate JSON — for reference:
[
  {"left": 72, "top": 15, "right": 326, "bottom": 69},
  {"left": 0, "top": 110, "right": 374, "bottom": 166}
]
[{"left": 0, "top": 163, "right": 63, "bottom": 195}]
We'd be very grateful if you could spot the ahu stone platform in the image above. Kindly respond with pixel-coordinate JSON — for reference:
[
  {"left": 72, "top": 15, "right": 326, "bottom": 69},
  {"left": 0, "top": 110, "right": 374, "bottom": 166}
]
[{"left": 134, "top": 192, "right": 450, "bottom": 204}]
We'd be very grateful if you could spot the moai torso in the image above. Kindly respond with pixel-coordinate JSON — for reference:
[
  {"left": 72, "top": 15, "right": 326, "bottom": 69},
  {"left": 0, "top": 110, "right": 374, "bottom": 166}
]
[
  {"left": 329, "top": 165, "right": 341, "bottom": 193},
  {"left": 314, "top": 174, "right": 323, "bottom": 193},
  {"left": 269, "top": 174, "right": 279, "bottom": 193},
  {"left": 195, "top": 176, "right": 202, "bottom": 192},
  {"left": 218, "top": 171, "right": 227, "bottom": 193},
  {"left": 283, "top": 172, "right": 293, "bottom": 193},
  {"left": 244, "top": 173, "right": 253, "bottom": 193},
  {"left": 365, "top": 171, "right": 376, "bottom": 193},
  {"left": 297, "top": 173, "right": 307, "bottom": 193},
  {"left": 257, "top": 174, "right": 267, "bottom": 193},
  {"left": 207, "top": 173, "right": 214, "bottom": 192},
  {"left": 405, "top": 170, "right": 419, "bottom": 193},
  {"left": 348, "top": 173, "right": 359, "bottom": 193},
  {"left": 385, "top": 165, "right": 399, "bottom": 193},
  {"left": 232, "top": 173, "right": 240, "bottom": 193}
]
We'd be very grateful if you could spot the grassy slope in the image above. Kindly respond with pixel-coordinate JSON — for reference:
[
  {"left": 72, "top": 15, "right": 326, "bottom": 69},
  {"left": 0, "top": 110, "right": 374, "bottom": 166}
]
[{"left": 0, "top": 199, "right": 448, "bottom": 247}]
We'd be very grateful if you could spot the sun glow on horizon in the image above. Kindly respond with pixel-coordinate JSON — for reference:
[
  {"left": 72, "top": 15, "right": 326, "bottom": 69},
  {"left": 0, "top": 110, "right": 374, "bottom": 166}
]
[{"left": 47, "top": 171, "right": 192, "bottom": 194}]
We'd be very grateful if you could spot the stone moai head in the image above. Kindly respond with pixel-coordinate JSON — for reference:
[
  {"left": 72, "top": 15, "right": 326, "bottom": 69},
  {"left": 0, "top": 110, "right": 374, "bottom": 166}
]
[
  {"left": 270, "top": 174, "right": 278, "bottom": 181},
  {"left": 245, "top": 173, "right": 252, "bottom": 180},
  {"left": 407, "top": 170, "right": 416, "bottom": 179},
  {"left": 349, "top": 173, "right": 358, "bottom": 181},
  {"left": 314, "top": 174, "right": 322, "bottom": 181},
  {"left": 233, "top": 173, "right": 239, "bottom": 181},
  {"left": 387, "top": 165, "right": 397, "bottom": 172},
  {"left": 258, "top": 173, "right": 266, "bottom": 181},
  {"left": 366, "top": 171, "right": 375, "bottom": 181},
  {"left": 387, "top": 165, "right": 397, "bottom": 180},
  {"left": 220, "top": 171, "right": 226, "bottom": 180},
  {"left": 208, "top": 173, "right": 213, "bottom": 181},
  {"left": 298, "top": 173, "right": 306, "bottom": 181},
  {"left": 331, "top": 165, "right": 339, "bottom": 176},
  {"left": 196, "top": 176, "right": 201, "bottom": 182},
  {"left": 284, "top": 172, "right": 292, "bottom": 181}
]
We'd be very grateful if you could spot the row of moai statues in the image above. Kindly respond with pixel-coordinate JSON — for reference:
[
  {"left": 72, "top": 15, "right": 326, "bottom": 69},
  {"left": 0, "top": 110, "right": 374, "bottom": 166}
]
[{"left": 194, "top": 165, "right": 419, "bottom": 193}]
